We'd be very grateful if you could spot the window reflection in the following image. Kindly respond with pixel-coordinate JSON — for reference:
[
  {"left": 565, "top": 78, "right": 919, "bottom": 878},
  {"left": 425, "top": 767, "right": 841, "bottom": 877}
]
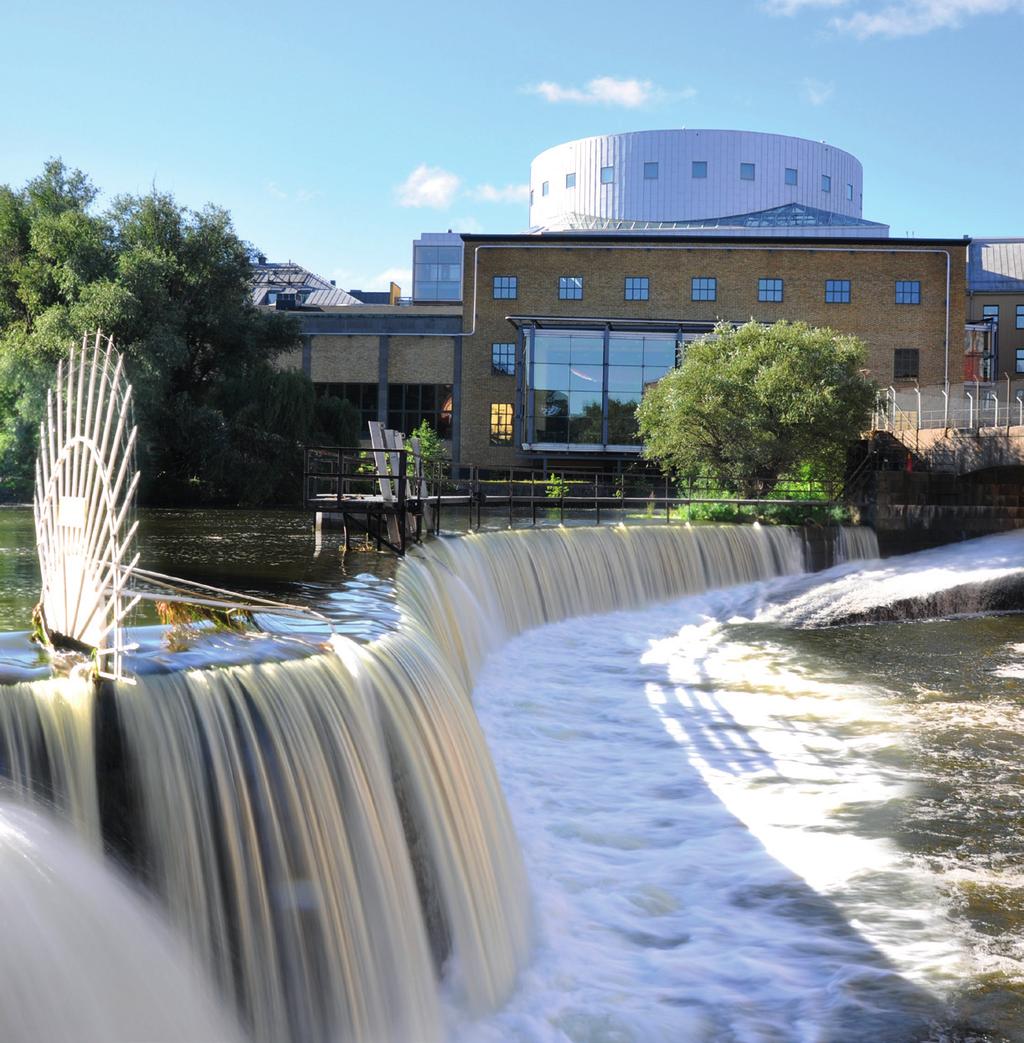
[{"left": 525, "top": 328, "right": 678, "bottom": 447}]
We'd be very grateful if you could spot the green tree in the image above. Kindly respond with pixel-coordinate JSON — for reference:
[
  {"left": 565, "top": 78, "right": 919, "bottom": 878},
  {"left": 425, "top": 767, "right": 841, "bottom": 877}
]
[
  {"left": 0, "top": 159, "right": 318, "bottom": 505},
  {"left": 637, "top": 320, "right": 875, "bottom": 497}
]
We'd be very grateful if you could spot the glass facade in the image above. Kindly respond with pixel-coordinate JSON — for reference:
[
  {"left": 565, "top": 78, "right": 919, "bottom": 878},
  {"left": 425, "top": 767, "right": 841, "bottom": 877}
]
[
  {"left": 524, "top": 328, "right": 680, "bottom": 448},
  {"left": 413, "top": 244, "right": 462, "bottom": 301},
  {"left": 387, "top": 384, "right": 453, "bottom": 438},
  {"left": 895, "top": 280, "right": 921, "bottom": 304}
]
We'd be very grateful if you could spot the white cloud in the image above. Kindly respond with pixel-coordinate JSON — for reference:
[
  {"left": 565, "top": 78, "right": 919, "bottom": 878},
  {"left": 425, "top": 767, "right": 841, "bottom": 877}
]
[
  {"left": 802, "top": 77, "right": 835, "bottom": 104},
  {"left": 395, "top": 165, "right": 461, "bottom": 208},
  {"left": 765, "top": 0, "right": 1022, "bottom": 34},
  {"left": 473, "top": 183, "right": 530, "bottom": 204},
  {"left": 833, "top": 0, "right": 1022, "bottom": 35},
  {"left": 525, "top": 76, "right": 678, "bottom": 108}
]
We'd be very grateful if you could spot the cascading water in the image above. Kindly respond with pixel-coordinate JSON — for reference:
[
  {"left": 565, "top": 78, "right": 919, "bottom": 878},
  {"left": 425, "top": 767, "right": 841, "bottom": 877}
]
[{"left": 2, "top": 523, "right": 896, "bottom": 1042}]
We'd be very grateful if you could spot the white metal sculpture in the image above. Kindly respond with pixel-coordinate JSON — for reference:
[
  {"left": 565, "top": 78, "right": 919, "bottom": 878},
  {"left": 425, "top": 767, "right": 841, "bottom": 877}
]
[
  {"left": 34, "top": 330, "right": 334, "bottom": 683},
  {"left": 34, "top": 331, "right": 140, "bottom": 680}
]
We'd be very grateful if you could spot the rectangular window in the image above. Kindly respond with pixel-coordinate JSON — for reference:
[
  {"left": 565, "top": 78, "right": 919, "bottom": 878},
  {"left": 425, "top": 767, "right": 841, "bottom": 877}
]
[
  {"left": 559, "top": 276, "right": 583, "bottom": 300},
  {"left": 983, "top": 304, "right": 999, "bottom": 322},
  {"left": 692, "top": 277, "right": 716, "bottom": 302},
  {"left": 895, "top": 280, "right": 921, "bottom": 305},
  {"left": 644, "top": 162, "right": 659, "bottom": 180},
  {"left": 740, "top": 162, "right": 755, "bottom": 180},
  {"left": 1017, "top": 305, "right": 1024, "bottom": 329},
  {"left": 893, "top": 349, "right": 919, "bottom": 380},
  {"left": 785, "top": 167, "right": 798, "bottom": 186},
  {"left": 692, "top": 161, "right": 707, "bottom": 178},
  {"left": 625, "top": 276, "right": 649, "bottom": 301},
  {"left": 386, "top": 384, "right": 453, "bottom": 438},
  {"left": 566, "top": 172, "right": 576, "bottom": 189},
  {"left": 542, "top": 181, "right": 549, "bottom": 196},
  {"left": 600, "top": 166, "right": 614, "bottom": 184},
  {"left": 489, "top": 403, "right": 513, "bottom": 445},
  {"left": 491, "top": 342, "right": 515, "bottom": 376},
  {"left": 825, "top": 279, "right": 850, "bottom": 303},
  {"left": 1016, "top": 348, "right": 1024, "bottom": 373},
  {"left": 758, "top": 278, "right": 783, "bottom": 303},
  {"left": 315, "top": 382, "right": 379, "bottom": 432},
  {"left": 493, "top": 275, "right": 517, "bottom": 299},
  {"left": 846, "top": 182, "right": 854, "bottom": 200},
  {"left": 821, "top": 174, "right": 831, "bottom": 193}
]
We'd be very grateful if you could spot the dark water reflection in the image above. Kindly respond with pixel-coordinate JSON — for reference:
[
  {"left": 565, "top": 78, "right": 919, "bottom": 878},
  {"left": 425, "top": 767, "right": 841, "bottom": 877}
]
[{"left": 0, "top": 505, "right": 400, "bottom": 641}]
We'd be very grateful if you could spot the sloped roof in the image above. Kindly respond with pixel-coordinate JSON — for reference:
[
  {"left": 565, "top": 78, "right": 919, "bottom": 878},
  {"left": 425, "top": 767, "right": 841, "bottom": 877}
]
[
  {"left": 968, "top": 239, "right": 1024, "bottom": 293},
  {"left": 538, "top": 203, "right": 889, "bottom": 233},
  {"left": 251, "top": 261, "right": 361, "bottom": 307}
]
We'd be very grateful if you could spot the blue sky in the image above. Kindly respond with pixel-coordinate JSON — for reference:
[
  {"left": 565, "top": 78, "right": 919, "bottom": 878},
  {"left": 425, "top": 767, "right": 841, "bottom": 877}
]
[{"left": 2, "top": 0, "right": 1022, "bottom": 293}]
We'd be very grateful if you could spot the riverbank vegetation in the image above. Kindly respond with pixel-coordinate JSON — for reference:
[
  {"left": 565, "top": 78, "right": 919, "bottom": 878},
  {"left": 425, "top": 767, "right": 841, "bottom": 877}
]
[
  {"left": 637, "top": 320, "right": 876, "bottom": 502},
  {"left": 0, "top": 160, "right": 358, "bottom": 506}
]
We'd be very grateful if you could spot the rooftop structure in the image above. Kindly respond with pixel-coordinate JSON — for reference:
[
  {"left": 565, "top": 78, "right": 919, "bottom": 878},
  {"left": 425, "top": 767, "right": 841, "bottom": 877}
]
[
  {"left": 251, "top": 260, "right": 362, "bottom": 309},
  {"left": 528, "top": 129, "right": 889, "bottom": 238}
]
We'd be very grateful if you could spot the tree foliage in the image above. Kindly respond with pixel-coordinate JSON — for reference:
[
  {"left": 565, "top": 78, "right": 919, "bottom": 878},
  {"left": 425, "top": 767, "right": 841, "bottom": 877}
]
[
  {"left": 637, "top": 321, "right": 876, "bottom": 497},
  {"left": 0, "top": 159, "right": 350, "bottom": 505}
]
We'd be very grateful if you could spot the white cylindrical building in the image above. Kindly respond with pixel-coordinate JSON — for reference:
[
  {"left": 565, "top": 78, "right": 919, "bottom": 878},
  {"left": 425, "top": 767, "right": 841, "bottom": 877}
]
[{"left": 528, "top": 129, "right": 886, "bottom": 236}]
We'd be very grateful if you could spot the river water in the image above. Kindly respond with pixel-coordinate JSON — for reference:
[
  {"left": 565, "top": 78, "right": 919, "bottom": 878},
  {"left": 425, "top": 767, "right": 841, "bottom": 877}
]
[{"left": 0, "top": 506, "right": 1021, "bottom": 1041}]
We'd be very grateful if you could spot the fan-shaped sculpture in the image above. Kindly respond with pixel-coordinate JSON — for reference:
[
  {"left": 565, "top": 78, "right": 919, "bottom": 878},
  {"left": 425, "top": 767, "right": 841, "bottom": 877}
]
[{"left": 33, "top": 331, "right": 140, "bottom": 680}]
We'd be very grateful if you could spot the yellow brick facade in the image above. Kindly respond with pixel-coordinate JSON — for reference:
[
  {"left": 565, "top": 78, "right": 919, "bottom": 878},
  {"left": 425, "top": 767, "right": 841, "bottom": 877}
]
[{"left": 459, "top": 235, "right": 968, "bottom": 466}]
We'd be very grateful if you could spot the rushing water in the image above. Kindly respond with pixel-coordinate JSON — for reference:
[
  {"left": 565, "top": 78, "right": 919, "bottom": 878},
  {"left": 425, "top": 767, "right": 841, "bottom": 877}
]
[{"left": 0, "top": 516, "right": 1022, "bottom": 1041}]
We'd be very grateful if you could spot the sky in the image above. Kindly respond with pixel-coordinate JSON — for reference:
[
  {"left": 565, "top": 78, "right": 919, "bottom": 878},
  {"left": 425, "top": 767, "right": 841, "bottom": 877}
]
[{"left": 2, "top": 0, "right": 1022, "bottom": 293}]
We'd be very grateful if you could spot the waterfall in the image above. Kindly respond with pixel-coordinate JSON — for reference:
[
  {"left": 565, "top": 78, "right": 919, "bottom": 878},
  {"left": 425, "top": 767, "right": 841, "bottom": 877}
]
[{"left": 0, "top": 523, "right": 876, "bottom": 1042}]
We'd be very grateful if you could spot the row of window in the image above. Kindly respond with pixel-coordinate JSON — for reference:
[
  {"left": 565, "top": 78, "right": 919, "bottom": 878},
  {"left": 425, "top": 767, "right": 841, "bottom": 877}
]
[
  {"left": 493, "top": 274, "right": 922, "bottom": 305},
  {"left": 982, "top": 304, "right": 1024, "bottom": 329},
  {"left": 314, "top": 382, "right": 454, "bottom": 438},
  {"left": 533, "top": 163, "right": 855, "bottom": 201}
]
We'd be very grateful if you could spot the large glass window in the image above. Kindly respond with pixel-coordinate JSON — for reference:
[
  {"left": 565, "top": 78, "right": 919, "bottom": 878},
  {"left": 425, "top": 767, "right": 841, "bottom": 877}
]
[
  {"left": 559, "top": 276, "right": 583, "bottom": 300},
  {"left": 566, "top": 172, "right": 576, "bottom": 188},
  {"left": 491, "top": 342, "right": 515, "bottom": 375},
  {"left": 785, "top": 167, "right": 798, "bottom": 186},
  {"left": 490, "top": 403, "right": 513, "bottom": 445},
  {"left": 493, "top": 275, "right": 518, "bottom": 299},
  {"left": 740, "top": 163, "right": 755, "bottom": 181},
  {"left": 893, "top": 349, "right": 919, "bottom": 380},
  {"left": 644, "top": 162, "right": 659, "bottom": 179},
  {"left": 625, "top": 276, "right": 649, "bottom": 301},
  {"left": 525, "top": 328, "right": 679, "bottom": 447},
  {"left": 387, "top": 384, "right": 453, "bottom": 438},
  {"left": 600, "top": 166, "right": 614, "bottom": 184},
  {"left": 692, "top": 277, "right": 717, "bottom": 301},
  {"left": 825, "top": 279, "right": 850, "bottom": 303},
  {"left": 692, "top": 161, "right": 707, "bottom": 178},
  {"left": 314, "top": 382, "right": 378, "bottom": 433},
  {"left": 413, "top": 244, "right": 462, "bottom": 301},
  {"left": 758, "top": 278, "right": 783, "bottom": 302},
  {"left": 895, "top": 280, "right": 921, "bottom": 304}
]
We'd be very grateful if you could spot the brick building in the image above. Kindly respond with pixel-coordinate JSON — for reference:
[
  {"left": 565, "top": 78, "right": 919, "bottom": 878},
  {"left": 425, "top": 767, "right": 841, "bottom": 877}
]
[{"left": 459, "top": 233, "right": 967, "bottom": 467}]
